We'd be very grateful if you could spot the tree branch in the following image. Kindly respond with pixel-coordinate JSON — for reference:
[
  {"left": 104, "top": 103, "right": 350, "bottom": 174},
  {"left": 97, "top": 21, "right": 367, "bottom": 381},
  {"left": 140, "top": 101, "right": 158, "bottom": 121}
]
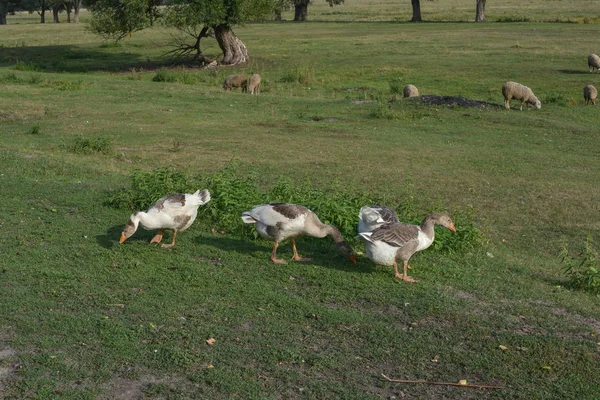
[{"left": 381, "top": 374, "right": 504, "bottom": 389}]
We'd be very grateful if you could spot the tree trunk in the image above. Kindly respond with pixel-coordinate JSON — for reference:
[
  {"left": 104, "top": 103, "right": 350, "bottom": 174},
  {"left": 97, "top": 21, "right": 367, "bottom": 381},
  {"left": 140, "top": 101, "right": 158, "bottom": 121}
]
[
  {"left": 52, "top": 7, "right": 59, "bottom": 23},
  {"left": 214, "top": 24, "right": 248, "bottom": 65},
  {"left": 66, "top": 3, "right": 72, "bottom": 23},
  {"left": 410, "top": 0, "right": 422, "bottom": 22},
  {"left": 39, "top": 10, "right": 45, "bottom": 23},
  {"left": 294, "top": 0, "right": 309, "bottom": 21},
  {"left": 475, "top": 0, "right": 486, "bottom": 22},
  {"left": 73, "top": 0, "right": 80, "bottom": 23},
  {"left": 0, "top": 1, "right": 7, "bottom": 25}
]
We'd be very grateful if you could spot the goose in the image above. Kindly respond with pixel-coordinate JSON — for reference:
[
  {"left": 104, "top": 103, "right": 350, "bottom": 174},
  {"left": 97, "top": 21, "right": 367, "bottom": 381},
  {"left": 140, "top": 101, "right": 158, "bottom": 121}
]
[
  {"left": 357, "top": 214, "right": 456, "bottom": 282},
  {"left": 241, "top": 203, "right": 357, "bottom": 264},
  {"left": 358, "top": 205, "right": 399, "bottom": 233},
  {"left": 119, "top": 189, "right": 211, "bottom": 248}
]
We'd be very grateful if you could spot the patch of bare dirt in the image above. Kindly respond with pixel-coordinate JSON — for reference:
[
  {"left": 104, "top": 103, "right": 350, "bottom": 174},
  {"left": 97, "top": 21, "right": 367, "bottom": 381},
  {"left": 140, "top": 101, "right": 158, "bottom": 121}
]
[
  {"left": 552, "top": 308, "right": 600, "bottom": 335},
  {"left": 415, "top": 95, "right": 501, "bottom": 109}
]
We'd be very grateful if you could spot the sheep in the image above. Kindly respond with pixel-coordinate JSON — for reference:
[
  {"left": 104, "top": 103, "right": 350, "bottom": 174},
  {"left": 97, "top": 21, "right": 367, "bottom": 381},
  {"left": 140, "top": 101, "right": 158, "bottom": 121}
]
[
  {"left": 588, "top": 54, "right": 600, "bottom": 73},
  {"left": 223, "top": 74, "right": 248, "bottom": 91},
  {"left": 501, "top": 81, "right": 541, "bottom": 110},
  {"left": 584, "top": 84, "right": 597, "bottom": 105},
  {"left": 403, "top": 84, "right": 419, "bottom": 98},
  {"left": 247, "top": 74, "right": 261, "bottom": 95}
]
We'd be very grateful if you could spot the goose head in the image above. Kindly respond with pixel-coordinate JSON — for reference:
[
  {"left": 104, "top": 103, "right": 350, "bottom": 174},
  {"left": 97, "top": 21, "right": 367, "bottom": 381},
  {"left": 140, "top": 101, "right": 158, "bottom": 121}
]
[
  {"left": 435, "top": 214, "right": 456, "bottom": 232},
  {"left": 336, "top": 240, "right": 357, "bottom": 264},
  {"left": 119, "top": 213, "right": 139, "bottom": 243}
]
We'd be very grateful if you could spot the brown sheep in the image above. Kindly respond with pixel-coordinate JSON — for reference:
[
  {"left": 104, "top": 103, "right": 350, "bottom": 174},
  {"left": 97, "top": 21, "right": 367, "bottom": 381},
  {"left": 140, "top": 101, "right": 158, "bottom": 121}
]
[
  {"left": 584, "top": 84, "right": 597, "bottom": 105},
  {"left": 502, "top": 81, "right": 541, "bottom": 110},
  {"left": 223, "top": 74, "right": 247, "bottom": 91},
  {"left": 247, "top": 74, "right": 261, "bottom": 95},
  {"left": 403, "top": 84, "right": 419, "bottom": 98}
]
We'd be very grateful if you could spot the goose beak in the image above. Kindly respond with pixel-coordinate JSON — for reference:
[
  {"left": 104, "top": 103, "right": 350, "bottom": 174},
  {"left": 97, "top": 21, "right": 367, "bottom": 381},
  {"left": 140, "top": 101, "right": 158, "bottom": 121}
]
[
  {"left": 449, "top": 223, "right": 456, "bottom": 233},
  {"left": 119, "top": 233, "right": 127, "bottom": 244},
  {"left": 349, "top": 254, "right": 357, "bottom": 264}
]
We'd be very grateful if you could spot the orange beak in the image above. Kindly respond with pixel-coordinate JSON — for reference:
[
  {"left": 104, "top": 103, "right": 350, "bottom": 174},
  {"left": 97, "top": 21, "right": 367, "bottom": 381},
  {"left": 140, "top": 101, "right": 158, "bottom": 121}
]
[
  {"left": 349, "top": 254, "right": 357, "bottom": 264},
  {"left": 449, "top": 223, "right": 456, "bottom": 233},
  {"left": 119, "top": 233, "right": 127, "bottom": 244}
]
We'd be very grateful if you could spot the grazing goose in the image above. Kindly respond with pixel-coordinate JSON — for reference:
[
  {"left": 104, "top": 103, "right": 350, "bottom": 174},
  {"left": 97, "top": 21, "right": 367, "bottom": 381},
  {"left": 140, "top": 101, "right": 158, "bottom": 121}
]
[
  {"left": 241, "top": 203, "right": 357, "bottom": 264},
  {"left": 119, "top": 189, "right": 211, "bottom": 248},
  {"left": 357, "top": 214, "right": 455, "bottom": 282},
  {"left": 358, "top": 205, "right": 399, "bottom": 233}
]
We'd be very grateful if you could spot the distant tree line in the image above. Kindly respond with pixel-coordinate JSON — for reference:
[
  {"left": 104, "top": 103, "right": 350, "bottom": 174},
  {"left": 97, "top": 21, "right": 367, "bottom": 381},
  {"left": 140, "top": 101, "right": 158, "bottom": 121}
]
[{"left": 0, "top": 0, "right": 84, "bottom": 24}]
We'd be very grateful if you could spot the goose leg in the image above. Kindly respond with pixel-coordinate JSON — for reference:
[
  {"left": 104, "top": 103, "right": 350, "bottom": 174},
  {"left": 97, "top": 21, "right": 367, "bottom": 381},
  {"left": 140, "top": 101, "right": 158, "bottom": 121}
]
[
  {"left": 394, "top": 261, "right": 417, "bottom": 282},
  {"left": 150, "top": 230, "right": 164, "bottom": 244},
  {"left": 291, "top": 240, "right": 312, "bottom": 262},
  {"left": 161, "top": 231, "right": 177, "bottom": 248},
  {"left": 271, "top": 242, "right": 287, "bottom": 264}
]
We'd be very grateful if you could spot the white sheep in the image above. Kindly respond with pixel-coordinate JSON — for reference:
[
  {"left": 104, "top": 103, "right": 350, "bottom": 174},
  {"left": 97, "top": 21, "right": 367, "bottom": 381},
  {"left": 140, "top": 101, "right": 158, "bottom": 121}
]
[
  {"left": 588, "top": 54, "right": 600, "bottom": 73},
  {"left": 502, "top": 81, "right": 541, "bottom": 110},
  {"left": 403, "top": 84, "right": 419, "bottom": 98},
  {"left": 223, "top": 74, "right": 248, "bottom": 91},
  {"left": 584, "top": 84, "right": 597, "bottom": 105},
  {"left": 247, "top": 74, "right": 261, "bottom": 95}
]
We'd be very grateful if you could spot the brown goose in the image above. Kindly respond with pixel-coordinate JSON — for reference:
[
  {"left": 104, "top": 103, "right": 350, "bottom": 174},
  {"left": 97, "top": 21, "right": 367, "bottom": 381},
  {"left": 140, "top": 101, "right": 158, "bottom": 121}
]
[
  {"left": 358, "top": 205, "right": 399, "bottom": 233},
  {"left": 357, "top": 214, "right": 456, "bottom": 282},
  {"left": 119, "top": 189, "right": 211, "bottom": 248},
  {"left": 241, "top": 203, "right": 357, "bottom": 264}
]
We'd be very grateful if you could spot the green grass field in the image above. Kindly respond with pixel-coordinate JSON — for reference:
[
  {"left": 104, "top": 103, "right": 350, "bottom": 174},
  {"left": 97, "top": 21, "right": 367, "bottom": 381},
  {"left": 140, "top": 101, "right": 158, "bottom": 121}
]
[{"left": 1, "top": 1, "right": 600, "bottom": 398}]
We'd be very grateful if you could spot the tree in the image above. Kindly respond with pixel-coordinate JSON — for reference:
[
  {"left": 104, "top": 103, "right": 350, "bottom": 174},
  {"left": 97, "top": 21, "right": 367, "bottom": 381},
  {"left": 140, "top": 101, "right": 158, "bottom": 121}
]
[
  {"left": 475, "top": 0, "right": 486, "bottom": 22},
  {"left": 0, "top": 0, "right": 7, "bottom": 24},
  {"left": 90, "top": 0, "right": 276, "bottom": 65},
  {"left": 292, "top": 0, "right": 344, "bottom": 22},
  {"left": 410, "top": 0, "right": 421, "bottom": 22}
]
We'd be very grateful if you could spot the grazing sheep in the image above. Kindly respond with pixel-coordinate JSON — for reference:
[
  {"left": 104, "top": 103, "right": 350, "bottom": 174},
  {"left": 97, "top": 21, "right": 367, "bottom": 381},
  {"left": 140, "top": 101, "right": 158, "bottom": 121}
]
[
  {"left": 403, "top": 84, "right": 419, "bottom": 98},
  {"left": 223, "top": 74, "right": 247, "bottom": 91},
  {"left": 502, "top": 81, "right": 541, "bottom": 110},
  {"left": 584, "top": 84, "right": 597, "bottom": 105},
  {"left": 247, "top": 74, "right": 261, "bottom": 95},
  {"left": 588, "top": 54, "right": 600, "bottom": 73}
]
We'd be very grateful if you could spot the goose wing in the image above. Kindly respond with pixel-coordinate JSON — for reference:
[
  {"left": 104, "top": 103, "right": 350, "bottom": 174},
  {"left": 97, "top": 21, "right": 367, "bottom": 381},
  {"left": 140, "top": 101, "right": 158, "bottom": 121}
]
[{"left": 371, "top": 222, "right": 419, "bottom": 248}]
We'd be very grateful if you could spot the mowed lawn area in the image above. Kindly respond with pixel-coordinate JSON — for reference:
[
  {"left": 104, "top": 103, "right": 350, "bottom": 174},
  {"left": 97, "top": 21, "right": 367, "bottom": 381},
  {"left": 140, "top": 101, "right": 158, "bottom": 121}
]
[{"left": 1, "top": 2, "right": 599, "bottom": 399}]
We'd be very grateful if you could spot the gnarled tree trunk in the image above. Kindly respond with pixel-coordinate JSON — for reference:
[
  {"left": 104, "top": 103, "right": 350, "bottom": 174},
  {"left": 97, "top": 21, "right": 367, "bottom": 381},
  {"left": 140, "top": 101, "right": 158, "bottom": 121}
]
[
  {"left": 294, "top": 0, "right": 309, "bottom": 21},
  {"left": 214, "top": 24, "right": 248, "bottom": 65},
  {"left": 475, "top": 0, "right": 486, "bottom": 22},
  {"left": 410, "top": 0, "right": 422, "bottom": 22}
]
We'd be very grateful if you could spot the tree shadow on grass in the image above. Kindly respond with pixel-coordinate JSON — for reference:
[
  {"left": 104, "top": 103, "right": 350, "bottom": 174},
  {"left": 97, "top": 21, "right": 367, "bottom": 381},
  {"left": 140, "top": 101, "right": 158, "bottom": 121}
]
[
  {"left": 0, "top": 44, "right": 175, "bottom": 73},
  {"left": 196, "top": 234, "right": 374, "bottom": 274}
]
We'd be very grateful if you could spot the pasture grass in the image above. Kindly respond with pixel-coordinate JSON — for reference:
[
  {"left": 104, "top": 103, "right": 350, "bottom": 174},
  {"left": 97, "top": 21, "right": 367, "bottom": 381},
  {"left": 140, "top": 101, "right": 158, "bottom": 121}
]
[{"left": 1, "top": 7, "right": 599, "bottom": 400}]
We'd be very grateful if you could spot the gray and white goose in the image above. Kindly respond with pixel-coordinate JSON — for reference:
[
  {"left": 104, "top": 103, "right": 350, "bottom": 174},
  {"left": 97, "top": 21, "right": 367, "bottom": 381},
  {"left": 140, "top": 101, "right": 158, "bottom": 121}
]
[
  {"left": 358, "top": 205, "right": 399, "bottom": 233},
  {"left": 119, "top": 189, "right": 211, "bottom": 248},
  {"left": 241, "top": 203, "right": 357, "bottom": 264},
  {"left": 357, "top": 214, "right": 456, "bottom": 282}
]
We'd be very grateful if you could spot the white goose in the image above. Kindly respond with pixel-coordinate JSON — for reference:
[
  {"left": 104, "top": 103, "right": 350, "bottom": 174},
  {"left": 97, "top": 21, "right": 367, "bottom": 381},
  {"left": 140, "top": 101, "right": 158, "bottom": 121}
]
[
  {"left": 119, "top": 189, "right": 211, "bottom": 248},
  {"left": 241, "top": 203, "right": 357, "bottom": 264},
  {"left": 358, "top": 205, "right": 399, "bottom": 233},
  {"left": 357, "top": 214, "right": 456, "bottom": 282}
]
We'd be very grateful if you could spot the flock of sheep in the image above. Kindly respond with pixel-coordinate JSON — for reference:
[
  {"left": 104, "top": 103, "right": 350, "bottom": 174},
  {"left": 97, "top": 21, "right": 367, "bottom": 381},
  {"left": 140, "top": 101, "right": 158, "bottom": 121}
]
[
  {"left": 401, "top": 54, "right": 600, "bottom": 109},
  {"left": 222, "top": 73, "right": 261, "bottom": 94},
  {"left": 222, "top": 54, "right": 600, "bottom": 108}
]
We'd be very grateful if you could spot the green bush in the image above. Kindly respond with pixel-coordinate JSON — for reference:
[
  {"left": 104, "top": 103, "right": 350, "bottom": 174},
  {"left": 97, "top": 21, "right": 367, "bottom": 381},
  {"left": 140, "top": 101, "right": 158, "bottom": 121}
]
[
  {"left": 389, "top": 78, "right": 403, "bottom": 95},
  {"left": 561, "top": 236, "right": 600, "bottom": 294},
  {"left": 11, "top": 61, "right": 42, "bottom": 72},
  {"left": 152, "top": 69, "right": 198, "bottom": 84},
  {"left": 105, "top": 163, "right": 485, "bottom": 253}
]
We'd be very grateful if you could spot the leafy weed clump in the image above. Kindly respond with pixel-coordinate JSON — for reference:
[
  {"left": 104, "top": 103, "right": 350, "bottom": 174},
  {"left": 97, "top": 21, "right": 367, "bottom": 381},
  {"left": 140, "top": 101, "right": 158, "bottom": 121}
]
[
  {"left": 11, "top": 61, "right": 42, "bottom": 72},
  {"left": 105, "top": 168, "right": 190, "bottom": 210},
  {"left": 27, "top": 123, "right": 41, "bottom": 135},
  {"left": 105, "top": 163, "right": 485, "bottom": 253},
  {"left": 561, "top": 236, "right": 600, "bottom": 294},
  {"left": 152, "top": 69, "right": 198, "bottom": 84},
  {"left": 389, "top": 78, "right": 404, "bottom": 95},
  {"left": 63, "top": 135, "right": 113, "bottom": 155}
]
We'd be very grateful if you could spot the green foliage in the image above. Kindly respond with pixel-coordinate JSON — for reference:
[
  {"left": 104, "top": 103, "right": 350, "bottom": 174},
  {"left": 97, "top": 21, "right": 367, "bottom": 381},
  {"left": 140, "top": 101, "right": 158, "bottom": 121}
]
[
  {"left": 27, "top": 123, "right": 41, "bottom": 135},
  {"left": 151, "top": 69, "right": 198, "bottom": 84},
  {"left": 388, "top": 78, "right": 403, "bottom": 95},
  {"left": 562, "top": 236, "right": 600, "bottom": 294},
  {"left": 543, "top": 92, "right": 569, "bottom": 107},
  {"left": 62, "top": 135, "right": 114, "bottom": 155},
  {"left": 279, "top": 65, "right": 314, "bottom": 85},
  {"left": 11, "top": 61, "right": 41, "bottom": 72},
  {"left": 89, "top": 0, "right": 154, "bottom": 41},
  {"left": 373, "top": 99, "right": 395, "bottom": 119},
  {"left": 105, "top": 167, "right": 190, "bottom": 210}
]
